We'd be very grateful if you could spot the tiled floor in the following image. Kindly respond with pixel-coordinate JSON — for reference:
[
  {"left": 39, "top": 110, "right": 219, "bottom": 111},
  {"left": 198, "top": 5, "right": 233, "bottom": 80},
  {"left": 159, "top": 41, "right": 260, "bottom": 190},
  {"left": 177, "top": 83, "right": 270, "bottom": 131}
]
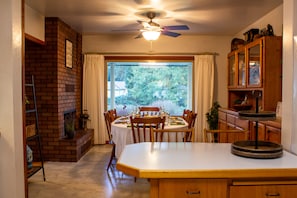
[{"left": 28, "top": 144, "right": 150, "bottom": 198}]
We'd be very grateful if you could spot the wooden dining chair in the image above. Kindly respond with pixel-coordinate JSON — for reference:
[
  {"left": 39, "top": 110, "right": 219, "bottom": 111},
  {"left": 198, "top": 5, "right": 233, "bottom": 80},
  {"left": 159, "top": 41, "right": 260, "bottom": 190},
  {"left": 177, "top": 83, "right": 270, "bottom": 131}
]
[
  {"left": 181, "top": 110, "right": 197, "bottom": 140},
  {"left": 151, "top": 127, "right": 195, "bottom": 142},
  {"left": 139, "top": 106, "right": 160, "bottom": 116},
  {"left": 204, "top": 128, "right": 249, "bottom": 143},
  {"left": 188, "top": 112, "right": 197, "bottom": 128},
  {"left": 130, "top": 116, "right": 165, "bottom": 143},
  {"left": 182, "top": 109, "right": 192, "bottom": 119},
  {"left": 107, "top": 109, "right": 118, "bottom": 122},
  {"left": 182, "top": 109, "right": 196, "bottom": 126},
  {"left": 103, "top": 111, "right": 116, "bottom": 171}
]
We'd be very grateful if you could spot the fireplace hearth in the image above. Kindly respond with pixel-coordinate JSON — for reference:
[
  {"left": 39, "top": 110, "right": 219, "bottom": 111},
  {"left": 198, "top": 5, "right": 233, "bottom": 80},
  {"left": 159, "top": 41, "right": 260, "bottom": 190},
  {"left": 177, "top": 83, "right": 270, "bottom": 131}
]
[{"left": 64, "top": 109, "right": 76, "bottom": 139}]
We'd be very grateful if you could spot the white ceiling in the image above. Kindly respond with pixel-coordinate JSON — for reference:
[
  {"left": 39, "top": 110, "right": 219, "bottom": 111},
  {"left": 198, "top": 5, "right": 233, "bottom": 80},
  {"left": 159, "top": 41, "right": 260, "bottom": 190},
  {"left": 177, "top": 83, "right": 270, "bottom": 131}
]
[{"left": 25, "top": 0, "right": 283, "bottom": 36}]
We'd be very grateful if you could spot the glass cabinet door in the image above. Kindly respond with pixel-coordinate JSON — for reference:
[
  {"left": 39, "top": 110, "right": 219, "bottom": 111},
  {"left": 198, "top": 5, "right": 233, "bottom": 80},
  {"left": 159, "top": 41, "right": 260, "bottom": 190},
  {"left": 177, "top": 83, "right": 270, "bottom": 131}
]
[
  {"left": 247, "top": 41, "right": 262, "bottom": 87},
  {"left": 237, "top": 49, "right": 246, "bottom": 87},
  {"left": 228, "top": 52, "right": 236, "bottom": 88}
]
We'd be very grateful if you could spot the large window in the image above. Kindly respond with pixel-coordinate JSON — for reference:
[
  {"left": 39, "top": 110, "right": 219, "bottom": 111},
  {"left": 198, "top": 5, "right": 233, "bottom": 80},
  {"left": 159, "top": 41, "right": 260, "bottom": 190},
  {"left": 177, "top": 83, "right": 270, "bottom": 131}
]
[{"left": 107, "top": 59, "right": 193, "bottom": 116}]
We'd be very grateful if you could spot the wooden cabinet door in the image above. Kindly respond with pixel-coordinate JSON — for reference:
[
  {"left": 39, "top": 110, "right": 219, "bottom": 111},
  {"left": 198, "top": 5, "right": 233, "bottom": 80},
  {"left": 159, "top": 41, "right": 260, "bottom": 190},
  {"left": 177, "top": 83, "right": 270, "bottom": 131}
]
[
  {"left": 266, "top": 125, "right": 281, "bottom": 144},
  {"left": 250, "top": 121, "right": 265, "bottom": 141},
  {"left": 237, "top": 48, "right": 246, "bottom": 88},
  {"left": 230, "top": 185, "right": 297, "bottom": 198},
  {"left": 218, "top": 120, "right": 227, "bottom": 130},
  {"left": 246, "top": 39, "right": 263, "bottom": 88},
  {"left": 158, "top": 179, "right": 228, "bottom": 198},
  {"left": 228, "top": 52, "right": 237, "bottom": 88}
]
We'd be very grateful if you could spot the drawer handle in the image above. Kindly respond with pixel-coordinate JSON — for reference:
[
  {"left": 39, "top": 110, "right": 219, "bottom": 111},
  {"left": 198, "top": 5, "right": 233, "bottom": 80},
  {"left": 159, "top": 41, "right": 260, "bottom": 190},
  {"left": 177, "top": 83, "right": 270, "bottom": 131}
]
[
  {"left": 266, "top": 192, "right": 280, "bottom": 197},
  {"left": 186, "top": 190, "right": 200, "bottom": 195}
]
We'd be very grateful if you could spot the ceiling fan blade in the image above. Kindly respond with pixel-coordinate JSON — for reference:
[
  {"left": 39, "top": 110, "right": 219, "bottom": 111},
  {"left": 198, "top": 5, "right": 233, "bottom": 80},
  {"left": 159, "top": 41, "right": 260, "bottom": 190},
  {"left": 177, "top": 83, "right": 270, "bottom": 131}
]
[
  {"left": 137, "top": 20, "right": 144, "bottom": 24},
  {"left": 163, "top": 25, "right": 189, "bottom": 31},
  {"left": 161, "top": 31, "right": 181, "bottom": 37},
  {"left": 137, "top": 20, "right": 151, "bottom": 28},
  {"left": 134, "top": 34, "right": 143, "bottom": 39},
  {"left": 112, "top": 28, "right": 139, "bottom": 32}
]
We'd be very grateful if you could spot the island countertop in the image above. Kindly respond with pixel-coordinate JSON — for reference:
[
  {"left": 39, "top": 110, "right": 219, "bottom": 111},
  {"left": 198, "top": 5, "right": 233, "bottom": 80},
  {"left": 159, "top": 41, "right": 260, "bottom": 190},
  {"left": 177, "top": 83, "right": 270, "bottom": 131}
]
[{"left": 116, "top": 142, "right": 297, "bottom": 179}]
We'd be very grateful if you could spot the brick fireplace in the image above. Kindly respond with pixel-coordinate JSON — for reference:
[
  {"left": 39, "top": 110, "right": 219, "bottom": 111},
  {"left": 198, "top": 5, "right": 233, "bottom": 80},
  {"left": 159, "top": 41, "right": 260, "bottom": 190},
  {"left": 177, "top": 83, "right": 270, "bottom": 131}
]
[
  {"left": 64, "top": 109, "right": 76, "bottom": 138},
  {"left": 25, "top": 17, "right": 94, "bottom": 162}
]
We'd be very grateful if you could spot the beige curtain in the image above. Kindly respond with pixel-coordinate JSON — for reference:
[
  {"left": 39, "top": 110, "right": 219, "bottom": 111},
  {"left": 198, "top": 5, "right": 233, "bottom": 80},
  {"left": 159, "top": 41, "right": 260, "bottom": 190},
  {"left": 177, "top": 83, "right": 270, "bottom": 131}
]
[
  {"left": 193, "top": 55, "right": 215, "bottom": 142},
  {"left": 83, "top": 54, "right": 107, "bottom": 144}
]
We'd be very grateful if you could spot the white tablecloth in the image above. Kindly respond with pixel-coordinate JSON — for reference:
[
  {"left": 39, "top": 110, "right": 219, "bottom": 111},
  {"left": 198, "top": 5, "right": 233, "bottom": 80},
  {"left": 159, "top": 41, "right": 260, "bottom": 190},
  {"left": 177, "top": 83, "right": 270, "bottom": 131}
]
[{"left": 111, "top": 117, "right": 188, "bottom": 158}]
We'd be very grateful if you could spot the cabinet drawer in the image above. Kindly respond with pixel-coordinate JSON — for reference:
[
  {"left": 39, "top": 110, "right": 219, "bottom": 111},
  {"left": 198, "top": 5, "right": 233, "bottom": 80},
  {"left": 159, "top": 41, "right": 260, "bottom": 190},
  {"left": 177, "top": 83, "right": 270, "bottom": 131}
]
[
  {"left": 218, "top": 111, "right": 227, "bottom": 121},
  {"left": 227, "top": 114, "right": 236, "bottom": 124},
  {"left": 230, "top": 185, "right": 297, "bottom": 198},
  {"left": 266, "top": 125, "right": 281, "bottom": 144},
  {"left": 235, "top": 118, "right": 249, "bottom": 129},
  {"left": 158, "top": 179, "right": 228, "bottom": 198}
]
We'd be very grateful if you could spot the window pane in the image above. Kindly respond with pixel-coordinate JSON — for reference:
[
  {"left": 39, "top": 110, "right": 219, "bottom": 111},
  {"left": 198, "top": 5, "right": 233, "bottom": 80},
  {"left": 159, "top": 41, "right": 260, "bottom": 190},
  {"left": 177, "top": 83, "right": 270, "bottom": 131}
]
[{"left": 107, "top": 61, "right": 192, "bottom": 116}]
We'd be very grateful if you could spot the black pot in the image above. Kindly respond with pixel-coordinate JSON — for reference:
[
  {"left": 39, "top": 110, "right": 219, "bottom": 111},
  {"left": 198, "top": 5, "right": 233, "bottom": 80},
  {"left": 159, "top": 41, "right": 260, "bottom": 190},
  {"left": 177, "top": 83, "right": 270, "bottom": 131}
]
[{"left": 66, "top": 131, "right": 75, "bottom": 139}]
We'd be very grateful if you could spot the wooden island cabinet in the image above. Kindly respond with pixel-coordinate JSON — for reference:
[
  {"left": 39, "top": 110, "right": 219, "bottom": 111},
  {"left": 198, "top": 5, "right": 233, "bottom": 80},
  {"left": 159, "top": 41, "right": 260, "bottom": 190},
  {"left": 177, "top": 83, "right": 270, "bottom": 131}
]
[
  {"left": 117, "top": 142, "right": 297, "bottom": 198},
  {"left": 230, "top": 181, "right": 297, "bottom": 198},
  {"left": 156, "top": 179, "right": 228, "bottom": 198}
]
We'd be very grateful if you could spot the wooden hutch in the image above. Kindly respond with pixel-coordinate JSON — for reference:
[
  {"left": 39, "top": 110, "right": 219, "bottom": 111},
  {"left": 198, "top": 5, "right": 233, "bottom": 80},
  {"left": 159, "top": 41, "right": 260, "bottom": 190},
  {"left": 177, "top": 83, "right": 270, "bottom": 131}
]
[{"left": 219, "top": 36, "right": 282, "bottom": 143}]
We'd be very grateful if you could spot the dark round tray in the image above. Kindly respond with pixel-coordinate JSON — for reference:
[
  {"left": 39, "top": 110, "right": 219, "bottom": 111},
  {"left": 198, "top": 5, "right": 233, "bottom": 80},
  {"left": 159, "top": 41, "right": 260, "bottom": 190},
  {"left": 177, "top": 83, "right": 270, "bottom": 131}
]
[
  {"left": 238, "top": 110, "right": 276, "bottom": 121},
  {"left": 231, "top": 140, "right": 283, "bottom": 159}
]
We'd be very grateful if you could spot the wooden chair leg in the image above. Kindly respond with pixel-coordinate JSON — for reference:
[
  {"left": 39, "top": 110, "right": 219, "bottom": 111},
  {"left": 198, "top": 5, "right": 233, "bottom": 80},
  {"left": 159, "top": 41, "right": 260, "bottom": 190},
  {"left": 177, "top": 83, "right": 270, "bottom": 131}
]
[{"left": 107, "top": 143, "right": 116, "bottom": 171}]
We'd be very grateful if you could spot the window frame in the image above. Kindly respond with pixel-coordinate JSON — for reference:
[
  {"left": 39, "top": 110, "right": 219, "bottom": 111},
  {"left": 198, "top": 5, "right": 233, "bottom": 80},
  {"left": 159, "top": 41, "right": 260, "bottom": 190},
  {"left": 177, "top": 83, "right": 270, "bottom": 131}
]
[{"left": 104, "top": 56, "right": 195, "bottom": 115}]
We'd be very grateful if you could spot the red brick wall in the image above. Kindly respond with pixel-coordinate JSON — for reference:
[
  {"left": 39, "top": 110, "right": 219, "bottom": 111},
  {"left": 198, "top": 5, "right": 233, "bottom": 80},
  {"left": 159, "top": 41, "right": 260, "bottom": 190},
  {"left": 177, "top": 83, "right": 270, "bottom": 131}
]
[{"left": 25, "top": 17, "right": 93, "bottom": 162}]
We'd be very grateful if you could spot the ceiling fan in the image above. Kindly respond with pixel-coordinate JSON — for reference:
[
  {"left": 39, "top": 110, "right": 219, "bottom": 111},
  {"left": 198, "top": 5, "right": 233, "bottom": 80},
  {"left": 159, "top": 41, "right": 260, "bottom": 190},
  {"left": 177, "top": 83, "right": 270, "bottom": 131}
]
[
  {"left": 136, "top": 11, "right": 189, "bottom": 40},
  {"left": 113, "top": 11, "right": 189, "bottom": 40}
]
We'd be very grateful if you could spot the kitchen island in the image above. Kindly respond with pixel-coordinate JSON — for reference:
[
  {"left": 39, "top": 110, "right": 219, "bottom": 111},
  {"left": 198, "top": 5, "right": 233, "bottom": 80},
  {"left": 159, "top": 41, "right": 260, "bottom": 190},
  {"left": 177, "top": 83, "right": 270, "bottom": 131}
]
[{"left": 116, "top": 142, "right": 297, "bottom": 198}]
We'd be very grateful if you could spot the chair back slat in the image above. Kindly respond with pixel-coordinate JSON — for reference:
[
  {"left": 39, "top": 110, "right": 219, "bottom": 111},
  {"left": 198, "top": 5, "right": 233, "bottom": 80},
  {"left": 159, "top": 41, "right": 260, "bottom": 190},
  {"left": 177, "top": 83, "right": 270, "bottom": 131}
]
[
  {"left": 139, "top": 106, "right": 160, "bottom": 116},
  {"left": 130, "top": 116, "right": 165, "bottom": 143},
  {"left": 151, "top": 128, "right": 194, "bottom": 142}
]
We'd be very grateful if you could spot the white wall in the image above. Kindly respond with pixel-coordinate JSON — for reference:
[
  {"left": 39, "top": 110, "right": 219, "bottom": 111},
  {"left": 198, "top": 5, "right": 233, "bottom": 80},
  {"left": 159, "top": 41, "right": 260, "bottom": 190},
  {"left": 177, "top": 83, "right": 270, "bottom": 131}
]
[
  {"left": 83, "top": 34, "right": 232, "bottom": 107},
  {"left": 0, "top": 0, "right": 25, "bottom": 198},
  {"left": 234, "top": 5, "right": 283, "bottom": 38},
  {"left": 25, "top": 4, "right": 45, "bottom": 41},
  {"left": 282, "top": 0, "right": 297, "bottom": 153}
]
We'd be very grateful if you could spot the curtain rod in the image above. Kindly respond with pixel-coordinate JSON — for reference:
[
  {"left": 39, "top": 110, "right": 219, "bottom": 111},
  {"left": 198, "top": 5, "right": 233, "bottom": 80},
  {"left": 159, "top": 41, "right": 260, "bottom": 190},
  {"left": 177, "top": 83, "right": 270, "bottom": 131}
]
[{"left": 82, "top": 52, "right": 219, "bottom": 56}]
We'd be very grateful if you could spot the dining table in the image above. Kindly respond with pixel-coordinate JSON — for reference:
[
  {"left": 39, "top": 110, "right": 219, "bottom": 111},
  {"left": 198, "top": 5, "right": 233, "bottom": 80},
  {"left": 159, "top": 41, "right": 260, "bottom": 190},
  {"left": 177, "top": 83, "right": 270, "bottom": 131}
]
[{"left": 111, "top": 115, "right": 188, "bottom": 158}]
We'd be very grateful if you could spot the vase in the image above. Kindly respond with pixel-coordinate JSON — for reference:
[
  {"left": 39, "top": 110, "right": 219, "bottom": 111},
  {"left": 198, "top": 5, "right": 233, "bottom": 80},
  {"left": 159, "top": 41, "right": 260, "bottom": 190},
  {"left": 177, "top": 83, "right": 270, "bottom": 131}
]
[
  {"left": 26, "top": 145, "right": 33, "bottom": 169},
  {"left": 67, "top": 131, "right": 75, "bottom": 139}
]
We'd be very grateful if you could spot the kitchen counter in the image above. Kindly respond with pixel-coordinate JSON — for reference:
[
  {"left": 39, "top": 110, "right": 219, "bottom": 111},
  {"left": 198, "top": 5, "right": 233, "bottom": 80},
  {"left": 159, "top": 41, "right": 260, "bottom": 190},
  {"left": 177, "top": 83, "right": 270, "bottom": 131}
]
[{"left": 117, "top": 142, "right": 297, "bottom": 198}]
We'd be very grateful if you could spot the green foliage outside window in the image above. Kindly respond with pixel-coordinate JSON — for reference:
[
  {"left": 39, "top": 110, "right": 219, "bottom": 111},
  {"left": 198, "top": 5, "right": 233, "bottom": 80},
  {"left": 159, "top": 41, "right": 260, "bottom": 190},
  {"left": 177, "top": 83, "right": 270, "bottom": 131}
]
[{"left": 108, "top": 62, "right": 192, "bottom": 115}]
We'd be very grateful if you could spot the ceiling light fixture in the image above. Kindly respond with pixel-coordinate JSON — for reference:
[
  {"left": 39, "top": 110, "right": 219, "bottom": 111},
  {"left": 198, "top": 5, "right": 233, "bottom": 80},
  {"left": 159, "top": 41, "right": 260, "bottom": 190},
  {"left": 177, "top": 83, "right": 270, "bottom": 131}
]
[{"left": 142, "top": 30, "right": 161, "bottom": 41}]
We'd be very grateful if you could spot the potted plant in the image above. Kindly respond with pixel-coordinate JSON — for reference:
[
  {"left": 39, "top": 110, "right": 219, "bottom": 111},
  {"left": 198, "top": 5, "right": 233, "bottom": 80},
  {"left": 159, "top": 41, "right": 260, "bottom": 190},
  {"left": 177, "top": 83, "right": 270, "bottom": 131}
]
[
  {"left": 206, "top": 101, "right": 221, "bottom": 130},
  {"left": 206, "top": 101, "right": 221, "bottom": 142}
]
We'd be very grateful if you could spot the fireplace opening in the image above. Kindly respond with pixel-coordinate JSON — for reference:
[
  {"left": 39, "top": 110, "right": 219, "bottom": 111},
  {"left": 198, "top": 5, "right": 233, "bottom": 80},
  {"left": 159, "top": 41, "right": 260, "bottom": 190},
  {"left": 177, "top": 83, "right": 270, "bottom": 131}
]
[{"left": 64, "top": 109, "right": 76, "bottom": 139}]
